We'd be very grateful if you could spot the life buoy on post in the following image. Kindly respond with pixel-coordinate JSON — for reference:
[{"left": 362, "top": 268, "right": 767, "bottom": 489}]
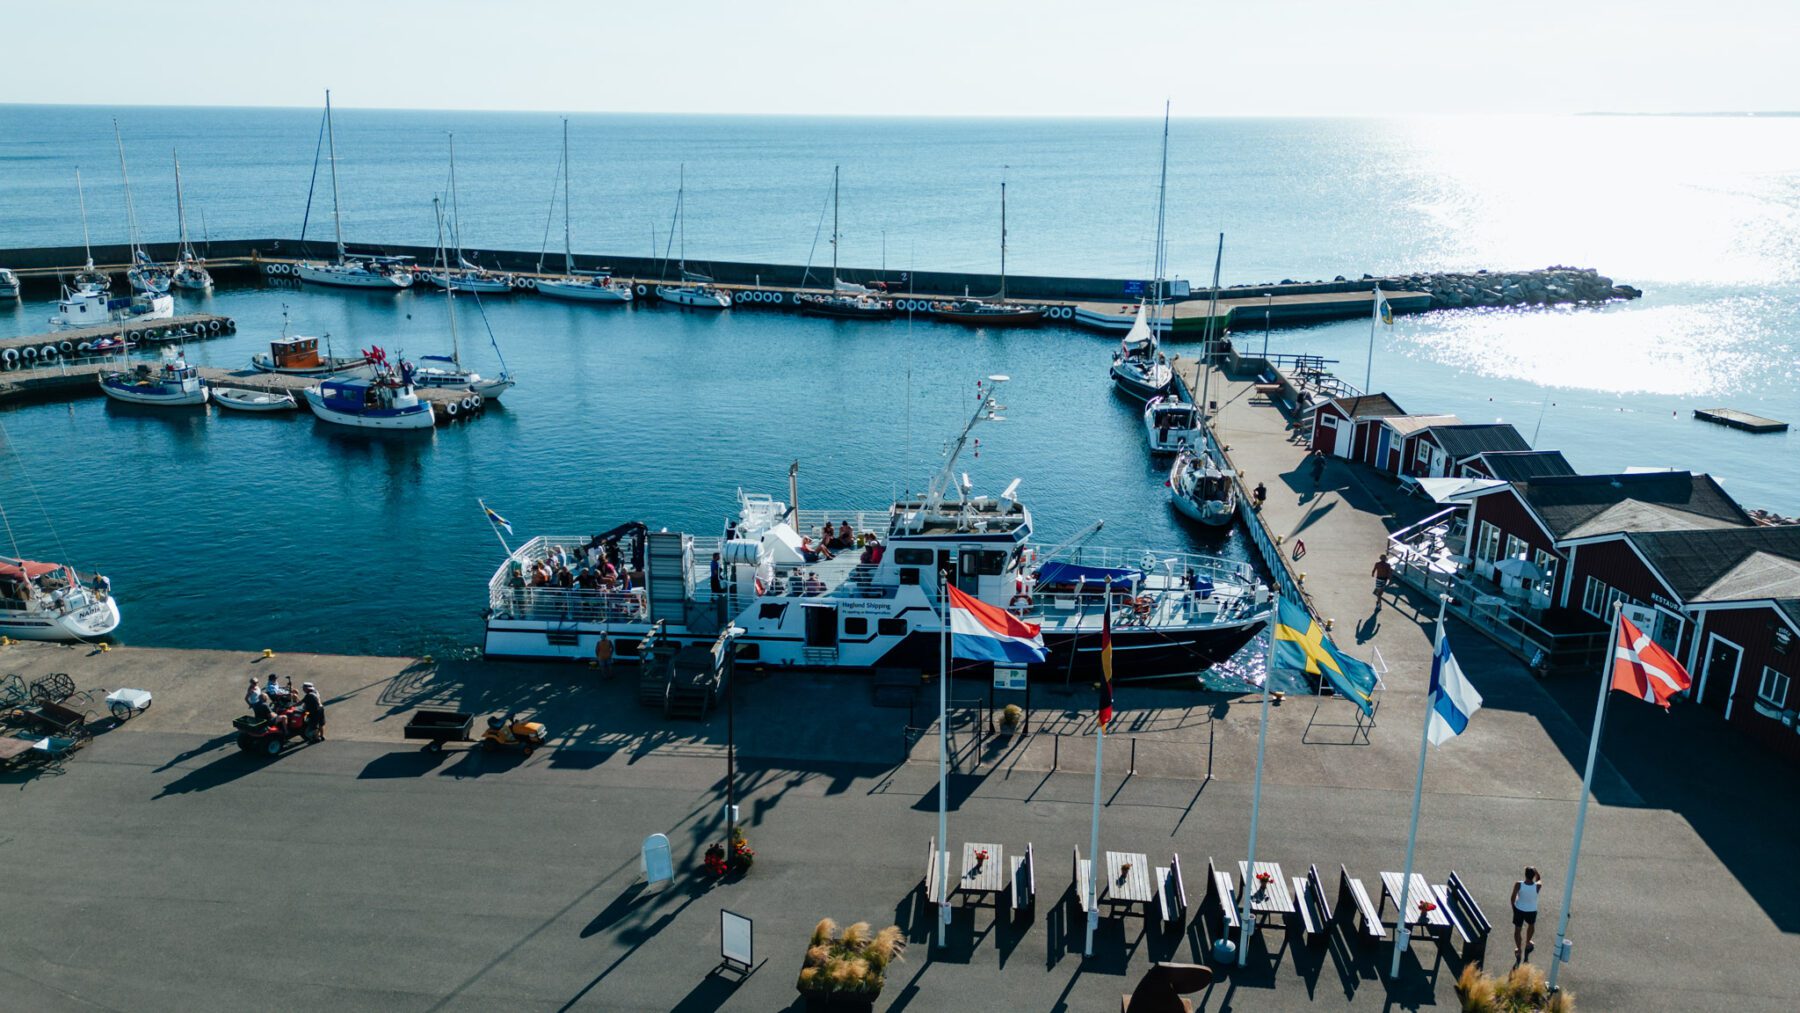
[{"left": 1009, "top": 593, "right": 1033, "bottom": 616}]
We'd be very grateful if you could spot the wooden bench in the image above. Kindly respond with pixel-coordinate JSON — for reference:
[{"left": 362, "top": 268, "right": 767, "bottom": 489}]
[
  {"left": 922, "top": 836, "right": 945, "bottom": 905},
  {"left": 1203, "top": 857, "right": 1239, "bottom": 933},
  {"left": 1010, "top": 842, "right": 1036, "bottom": 915},
  {"left": 1155, "top": 853, "right": 1188, "bottom": 932},
  {"left": 1290, "top": 868, "right": 1328, "bottom": 945},
  {"left": 1074, "top": 847, "right": 1096, "bottom": 915},
  {"left": 30, "top": 699, "right": 90, "bottom": 737},
  {"left": 1335, "top": 865, "right": 1387, "bottom": 943},
  {"left": 1441, "top": 871, "right": 1492, "bottom": 965}
]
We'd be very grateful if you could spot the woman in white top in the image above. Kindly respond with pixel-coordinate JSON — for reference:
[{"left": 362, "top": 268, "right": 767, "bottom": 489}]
[{"left": 1510, "top": 866, "right": 1542, "bottom": 963}]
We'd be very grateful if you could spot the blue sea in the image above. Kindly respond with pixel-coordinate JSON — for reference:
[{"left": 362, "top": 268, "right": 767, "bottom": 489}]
[{"left": 0, "top": 106, "right": 1795, "bottom": 657}]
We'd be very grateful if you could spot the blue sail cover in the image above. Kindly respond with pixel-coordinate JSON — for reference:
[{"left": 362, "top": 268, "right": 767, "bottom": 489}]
[{"left": 1033, "top": 561, "right": 1142, "bottom": 586}]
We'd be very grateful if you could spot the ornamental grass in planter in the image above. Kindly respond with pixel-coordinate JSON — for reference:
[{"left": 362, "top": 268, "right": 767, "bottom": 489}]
[
  {"left": 1455, "top": 963, "right": 1575, "bottom": 1013},
  {"left": 796, "top": 918, "right": 905, "bottom": 1010}
]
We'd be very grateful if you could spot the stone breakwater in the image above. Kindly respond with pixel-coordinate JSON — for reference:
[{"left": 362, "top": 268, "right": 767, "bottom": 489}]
[{"left": 1363, "top": 266, "right": 1642, "bottom": 309}]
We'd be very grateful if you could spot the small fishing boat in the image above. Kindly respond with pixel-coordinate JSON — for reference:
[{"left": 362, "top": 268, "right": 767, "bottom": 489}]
[
  {"left": 1168, "top": 442, "right": 1237, "bottom": 528},
  {"left": 295, "top": 92, "right": 415, "bottom": 290},
  {"left": 1144, "top": 396, "right": 1201, "bottom": 455},
  {"left": 303, "top": 355, "right": 435, "bottom": 430},
  {"left": 99, "top": 348, "right": 209, "bottom": 406},
  {"left": 655, "top": 166, "right": 731, "bottom": 310},
  {"left": 932, "top": 179, "right": 1047, "bottom": 328},
  {"left": 1, "top": 556, "right": 120, "bottom": 642},
  {"left": 212, "top": 387, "right": 298, "bottom": 412},
  {"left": 534, "top": 119, "right": 634, "bottom": 305},
  {"left": 251, "top": 314, "right": 375, "bottom": 378},
  {"left": 169, "top": 150, "right": 213, "bottom": 291}
]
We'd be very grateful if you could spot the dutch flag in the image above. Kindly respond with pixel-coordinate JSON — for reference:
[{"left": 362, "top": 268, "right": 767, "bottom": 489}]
[
  {"left": 1427, "top": 633, "right": 1482, "bottom": 745},
  {"left": 948, "top": 584, "right": 1048, "bottom": 666}
]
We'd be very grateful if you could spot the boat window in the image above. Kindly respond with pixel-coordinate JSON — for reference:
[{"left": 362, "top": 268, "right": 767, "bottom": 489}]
[
  {"left": 758, "top": 602, "right": 787, "bottom": 621},
  {"left": 894, "top": 548, "right": 934, "bottom": 566},
  {"left": 898, "top": 568, "right": 921, "bottom": 586},
  {"left": 844, "top": 617, "right": 868, "bottom": 635},
  {"left": 877, "top": 618, "right": 907, "bottom": 636},
  {"left": 734, "top": 642, "right": 760, "bottom": 661},
  {"left": 961, "top": 550, "right": 1006, "bottom": 576}
]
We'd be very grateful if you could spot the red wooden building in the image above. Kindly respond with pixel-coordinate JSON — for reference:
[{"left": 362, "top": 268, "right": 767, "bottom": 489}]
[{"left": 1309, "top": 393, "right": 1404, "bottom": 465}]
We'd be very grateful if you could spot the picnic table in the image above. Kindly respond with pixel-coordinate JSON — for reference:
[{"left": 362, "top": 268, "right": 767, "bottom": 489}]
[
  {"left": 1238, "top": 861, "right": 1296, "bottom": 921},
  {"left": 1106, "top": 851, "right": 1153, "bottom": 908},
  {"left": 959, "top": 842, "right": 1005, "bottom": 903},
  {"left": 1381, "top": 871, "right": 1450, "bottom": 931}
]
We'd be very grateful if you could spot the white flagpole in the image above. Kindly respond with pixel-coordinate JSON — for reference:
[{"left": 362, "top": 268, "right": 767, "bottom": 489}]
[
  {"left": 1548, "top": 603, "right": 1619, "bottom": 992},
  {"left": 1364, "top": 285, "right": 1381, "bottom": 394},
  {"left": 1084, "top": 583, "right": 1108, "bottom": 957},
  {"left": 477, "top": 498, "right": 513, "bottom": 556},
  {"left": 937, "top": 572, "right": 951, "bottom": 947},
  {"left": 1239, "top": 600, "right": 1276, "bottom": 964},
  {"left": 1390, "top": 593, "right": 1449, "bottom": 978}
]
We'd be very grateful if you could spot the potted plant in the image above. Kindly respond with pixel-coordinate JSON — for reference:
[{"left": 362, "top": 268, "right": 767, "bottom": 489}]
[
  {"left": 998, "top": 703, "right": 1023, "bottom": 734},
  {"left": 796, "top": 918, "right": 904, "bottom": 1012}
]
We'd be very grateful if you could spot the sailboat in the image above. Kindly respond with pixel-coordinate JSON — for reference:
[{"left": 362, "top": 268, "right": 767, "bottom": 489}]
[
  {"left": 412, "top": 199, "right": 516, "bottom": 400},
  {"left": 535, "top": 119, "right": 634, "bottom": 304},
  {"left": 1110, "top": 104, "right": 1175, "bottom": 401},
  {"left": 932, "top": 179, "right": 1046, "bottom": 328},
  {"left": 1168, "top": 438, "right": 1237, "bottom": 527},
  {"left": 50, "top": 169, "right": 172, "bottom": 329},
  {"left": 798, "top": 166, "right": 894, "bottom": 320},
  {"left": 295, "top": 91, "right": 415, "bottom": 290},
  {"left": 70, "top": 168, "right": 110, "bottom": 292},
  {"left": 654, "top": 165, "right": 731, "bottom": 309},
  {"left": 116, "top": 122, "right": 172, "bottom": 295},
  {"left": 170, "top": 150, "right": 213, "bottom": 291},
  {"left": 0, "top": 268, "right": 19, "bottom": 300},
  {"left": 420, "top": 133, "right": 514, "bottom": 294}
]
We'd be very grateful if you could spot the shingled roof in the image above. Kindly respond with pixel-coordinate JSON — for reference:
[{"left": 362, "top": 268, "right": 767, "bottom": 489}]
[
  {"left": 1472, "top": 450, "right": 1575, "bottom": 482},
  {"left": 1631, "top": 526, "right": 1800, "bottom": 603},
  {"left": 1327, "top": 393, "right": 1405, "bottom": 419},
  {"left": 1516, "top": 472, "right": 1754, "bottom": 540},
  {"left": 1428, "top": 423, "right": 1532, "bottom": 461}
]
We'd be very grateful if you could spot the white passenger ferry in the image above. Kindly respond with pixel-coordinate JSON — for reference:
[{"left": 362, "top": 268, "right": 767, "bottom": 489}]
[{"left": 484, "top": 378, "right": 1272, "bottom": 677}]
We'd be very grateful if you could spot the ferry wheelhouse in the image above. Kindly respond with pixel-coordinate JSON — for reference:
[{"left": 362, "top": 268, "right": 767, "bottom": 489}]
[{"left": 484, "top": 377, "right": 1271, "bottom": 676}]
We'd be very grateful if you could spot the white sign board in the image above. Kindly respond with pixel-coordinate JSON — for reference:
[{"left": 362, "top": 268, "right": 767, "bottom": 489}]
[
  {"left": 641, "top": 833, "right": 673, "bottom": 886},
  {"left": 720, "top": 909, "right": 753, "bottom": 969},
  {"left": 993, "top": 667, "right": 1028, "bottom": 691}
]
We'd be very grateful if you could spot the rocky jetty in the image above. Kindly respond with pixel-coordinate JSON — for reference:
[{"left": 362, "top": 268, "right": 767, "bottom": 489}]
[{"left": 1361, "top": 266, "right": 1642, "bottom": 309}]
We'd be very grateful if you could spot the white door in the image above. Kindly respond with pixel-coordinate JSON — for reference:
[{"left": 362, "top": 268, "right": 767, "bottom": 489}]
[{"left": 1333, "top": 419, "right": 1353, "bottom": 458}]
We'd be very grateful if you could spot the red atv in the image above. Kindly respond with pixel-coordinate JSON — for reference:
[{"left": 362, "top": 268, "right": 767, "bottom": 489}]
[{"left": 234, "top": 705, "right": 319, "bottom": 756}]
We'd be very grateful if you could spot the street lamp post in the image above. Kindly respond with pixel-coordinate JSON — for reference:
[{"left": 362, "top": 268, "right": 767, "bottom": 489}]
[{"left": 721, "top": 625, "right": 746, "bottom": 847}]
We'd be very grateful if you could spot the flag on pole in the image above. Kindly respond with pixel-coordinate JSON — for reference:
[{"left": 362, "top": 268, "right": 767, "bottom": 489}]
[
  {"left": 1613, "top": 616, "right": 1692, "bottom": 708},
  {"left": 947, "top": 584, "right": 1048, "bottom": 665},
  {"left": 1098, "top": 594, "right": 1115, "bottom": 729},
  {"left": 1273, "top": 597, "right": 1379, "bottom": 715},
  {"left": 1375, "top": 286, "right": 1393, "bottom": 326},
  {"left": 1427, "top": 632, "right": 1482, "bottom": 745},
  {"left": 482, "top": 503, "right": 513, "bottom": 535}
]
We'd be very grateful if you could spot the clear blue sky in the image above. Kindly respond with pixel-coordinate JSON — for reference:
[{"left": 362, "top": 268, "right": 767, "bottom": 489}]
[{"left": 3, "top": 0, "right": 1793, "bottom": 115}]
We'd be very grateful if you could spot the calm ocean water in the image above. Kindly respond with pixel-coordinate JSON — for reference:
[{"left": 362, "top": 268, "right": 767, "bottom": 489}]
[{"left": 1, "top": 106, "right": 1796, "bottom": 657}]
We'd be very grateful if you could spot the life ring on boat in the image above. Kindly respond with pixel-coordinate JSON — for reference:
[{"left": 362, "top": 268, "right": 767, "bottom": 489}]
[
  {"left": 444, "top": 401, "right": 459, "bottom": 418},
  {"left": 1009, "top": 593, "right": 1033, "bottom": 616},
  {"left": 470, "top": 394, "right": 483, "bottom": 409},
  {"left": 1131, "top": 595, "right": 1154, "bottom": 618},
  {"left": 635, "top": 284, "right": 648, "bottom": 297}
]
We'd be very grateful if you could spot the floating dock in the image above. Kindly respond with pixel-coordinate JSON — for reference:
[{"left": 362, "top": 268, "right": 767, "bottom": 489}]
[
  {"left": 0, "top": 313, "right": 235, "bottom": 356},
  {"left": 1693, "top": 408, "right": 1788, "bottom": 434}
]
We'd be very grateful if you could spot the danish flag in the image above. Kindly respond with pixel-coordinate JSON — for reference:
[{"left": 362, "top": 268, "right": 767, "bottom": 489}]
[{"left": 1613, "top": 617, "right": 1692, "bottom": 709}]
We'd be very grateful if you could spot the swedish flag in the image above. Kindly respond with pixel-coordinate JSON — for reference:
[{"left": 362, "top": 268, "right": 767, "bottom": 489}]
[{"left": 1273, "top": 597, "right": 1378, "bottom": 715}]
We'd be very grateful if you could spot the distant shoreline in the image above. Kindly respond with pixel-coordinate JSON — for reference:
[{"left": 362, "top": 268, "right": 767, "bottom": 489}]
[{"left": 1578, "top": 110, "right": 1800, "bottom": 118}]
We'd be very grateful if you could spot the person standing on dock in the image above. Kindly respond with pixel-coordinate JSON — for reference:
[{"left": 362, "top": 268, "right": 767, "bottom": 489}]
[
  {"left": 301, "top": 682, "right": 326, "bottom": 741},
  {"left": 1310, "top": 450, "right": 1327, "bottom": 485},
  {"left": 595, "top": 632, "right": 614, "bottom": 678},
  {"left": 1371, "top": 555, "right": 1394, "bottom": 602},
  {"left": 1252, "top": 482, "right": 1267, "bottom": 511}
]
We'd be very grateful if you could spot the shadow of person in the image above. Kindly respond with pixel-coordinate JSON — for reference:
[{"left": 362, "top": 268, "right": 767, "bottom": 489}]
[{"left": 1355, "top": 611, "right": 1381, "bottom": 644}]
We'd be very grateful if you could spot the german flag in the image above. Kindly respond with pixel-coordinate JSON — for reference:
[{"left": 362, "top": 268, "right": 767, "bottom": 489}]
[{"left": 1098, "top": 594, "right": 1114, "bottom": 730}]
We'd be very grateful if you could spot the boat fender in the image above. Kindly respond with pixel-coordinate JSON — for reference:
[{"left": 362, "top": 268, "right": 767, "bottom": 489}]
[
  {"left": 41, "top": 345, "right": 58, "bottom": 358},
  {"left": 470, "top": 394, "right": 483, "bottom": 409},
  {"left": 461, "top": 397, "right": 475, "bottom": 413},
  {"left": 444, "top": 401, "right": 458, "bottom": 418},
  {"left": 211, "top": 319, "right": 224, "bottom": 333},
  {"left": 734, "top": 291, "right": 747, "bottom": 304},
  {"left": 771, "top": 292, "right": 784, "bottom": 305},
  {"left": 21, "top": 347, "right": 37, "bottom": 361},
  {"left": 77, "top": 342, "right": 92, "bottom": 353},
  {"left": 59, "top": 341, "right": 74, "bottom": 355},
  {"left": 635, "top": 284, "right": 648, "bottom": 296},
  {"left": 225, "top": 319, "right": 237, "bottom": 333},
  {"left": 1009, "top": 593, "right": 1033, "bottom": 616},
  {"left": 127, "top": 330, "right": 143, "bottom": 342}
]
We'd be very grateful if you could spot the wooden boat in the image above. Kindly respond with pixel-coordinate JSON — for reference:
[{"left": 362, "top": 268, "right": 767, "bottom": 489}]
[{"left": 212, "top": 387, "right": 298, "bottom": 412}]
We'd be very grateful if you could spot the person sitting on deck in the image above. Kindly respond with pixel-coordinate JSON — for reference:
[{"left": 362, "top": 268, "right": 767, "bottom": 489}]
[
  {"left": 836, "top": 520, "right": 853, "bottom": 549},
  {"left": 576, "top": 566, "right": 599, "bottom": 591},
  {"left": 860, "top": 539, "right": 884, "bottom": 565},
  {"left": 799, "top": 536, "right": 826, "bottom": 563},
  {"left": 806, "top": 571, "right": 827, "bottom": 596},
  {"left": 555, "top": 565, "right": 575, "bottom": 590}
]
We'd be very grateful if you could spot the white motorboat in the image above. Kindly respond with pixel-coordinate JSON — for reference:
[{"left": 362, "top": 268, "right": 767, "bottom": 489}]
[
  {"left": 1168, "top": 442, "right": 1238, "bottom": 528},
  {"left": 0, "top": 268, "right": 19, "bottom": 299},
  {"left": 99, "top": 348, "right": 209, "bottom": 406},
  {"left": 534, "top": 119, "right": 634, "bottom": 305},
  {"left": 212, "top": 387, "right": 298, "bottom": 412},
  {"left": 484, "top": 375, "right": 1273, "bottom": 673},
  {"left": 1, "top": 556, "right": 121, "bottom": 642},
  {"left": 1144, "top": 396, "right": 1201, "bottom": 455},
  {"left": 169, "top": 150, "right": 213, "bottom": 291},
  {"left": 655, "top": 166, "right": 730, "bottom": 310},
  {"left": 50, "top": 287, "right": 172, "bottom": 330},
  {"left": 295, "top": 91, "right": 415, "bottom": 290},
  {"left": 303, "top": 358, "right": 435, "bottom": 430}
]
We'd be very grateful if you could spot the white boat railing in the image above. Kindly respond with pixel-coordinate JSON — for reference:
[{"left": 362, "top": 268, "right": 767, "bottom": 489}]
[{"left": 1035, "top": 543, "right": 1257, "bottom": 589}]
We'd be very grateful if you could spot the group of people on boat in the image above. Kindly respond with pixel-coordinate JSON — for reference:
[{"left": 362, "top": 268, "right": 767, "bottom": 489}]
[
  {"left": 243, "top": 674, "right": 326, "bottom": 738},
  {"left": 798, "top": 519, "right": 882, "bottom": 564}
]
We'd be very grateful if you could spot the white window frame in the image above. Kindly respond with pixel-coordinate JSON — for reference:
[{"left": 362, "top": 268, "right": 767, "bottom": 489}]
[
  {"left": 1582, "top": 576, "right": 1631, "bottom": 620},
  {"left": 1531, "top": 547, "right": 1558, "bottom": 598},
  {"left": 1758, "top": 666, "right": 1791, "bottom": 709},
  {"left": 1475, "top": 521, "right": 1502, "bottom": 565},
  {"left": 1502, "top": 534, "right": 1528, "bottom": 564}
]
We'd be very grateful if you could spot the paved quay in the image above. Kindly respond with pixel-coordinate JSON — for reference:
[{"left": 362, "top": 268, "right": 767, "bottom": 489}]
[{"left": 4, "top": 627, "right": 1796, "bottom": 1011}]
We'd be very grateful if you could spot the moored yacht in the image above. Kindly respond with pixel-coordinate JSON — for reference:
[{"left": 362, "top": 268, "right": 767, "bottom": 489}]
[
  {"left": 169, "top": 150, "right": 213, "bottom": 291},
  {"left": 484, "top": 376, "right": 1271, "bottom": 673},
  {"left": 535, "top": 120, "right": 634, "bottom": 304},
  {"left": 295, "top": 91, "right": 415, "bottom": 290},
  {"left": 655, "top": 166, "right": 731, "bottom": 309},
  {"left": 1168, "top": 440, "right": 1237, "bottom": 528},
  {"left": 1144, "top": 395, "right": 1201, "bottom": 455},
  {"left": 1110, "top": 303, "right": 1173, "bottom": 400},
  {"left": 1, "top": 556, "right": 120, "bottom": 642},
  {"left": 0, "top": 268, "right": 19, "bottom": 299},
  {"left": 931, "top": 179, "right": 1046, "bottom": 328}
]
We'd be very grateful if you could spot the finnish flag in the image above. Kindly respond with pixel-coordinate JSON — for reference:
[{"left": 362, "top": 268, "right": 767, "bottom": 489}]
[{"left": 1427, "top": 633, "right": 1482, "bottom": 745}]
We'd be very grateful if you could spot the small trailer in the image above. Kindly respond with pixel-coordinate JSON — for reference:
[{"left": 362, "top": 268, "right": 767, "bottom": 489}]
[{"left": 403, "top": 709, "right": 476, "bottom": 752}]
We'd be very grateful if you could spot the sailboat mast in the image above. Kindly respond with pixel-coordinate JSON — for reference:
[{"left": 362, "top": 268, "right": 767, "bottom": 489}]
[
  {"left": 324, "top": 90, "right": 346, "bottom": 262},
  {"left": 831, "top": 164, "right": 840, "bottom": 286},
  {"left": 677, "top": 163, "right": 687, "bottom": 274},
  {"left": 75, "top": 168, "right": 94, "bottom": 270},
  {"left": 562, "top": 118, "right": 573, "bottom": 275},
  {"left": 448, "top": 132, "right": 463, "bottom": 266},
  {"left": 999, "top": 179, "right": 1008, "bottom": 304},
  {"left": 173, "top": 150, "right": 191, "bottom": 259},
  {"left": 1152, "top": 101, "right": 1170, "bottom": 345},
  {"left": 113, "top": 120, "right": 140, "bottom": 261}
]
